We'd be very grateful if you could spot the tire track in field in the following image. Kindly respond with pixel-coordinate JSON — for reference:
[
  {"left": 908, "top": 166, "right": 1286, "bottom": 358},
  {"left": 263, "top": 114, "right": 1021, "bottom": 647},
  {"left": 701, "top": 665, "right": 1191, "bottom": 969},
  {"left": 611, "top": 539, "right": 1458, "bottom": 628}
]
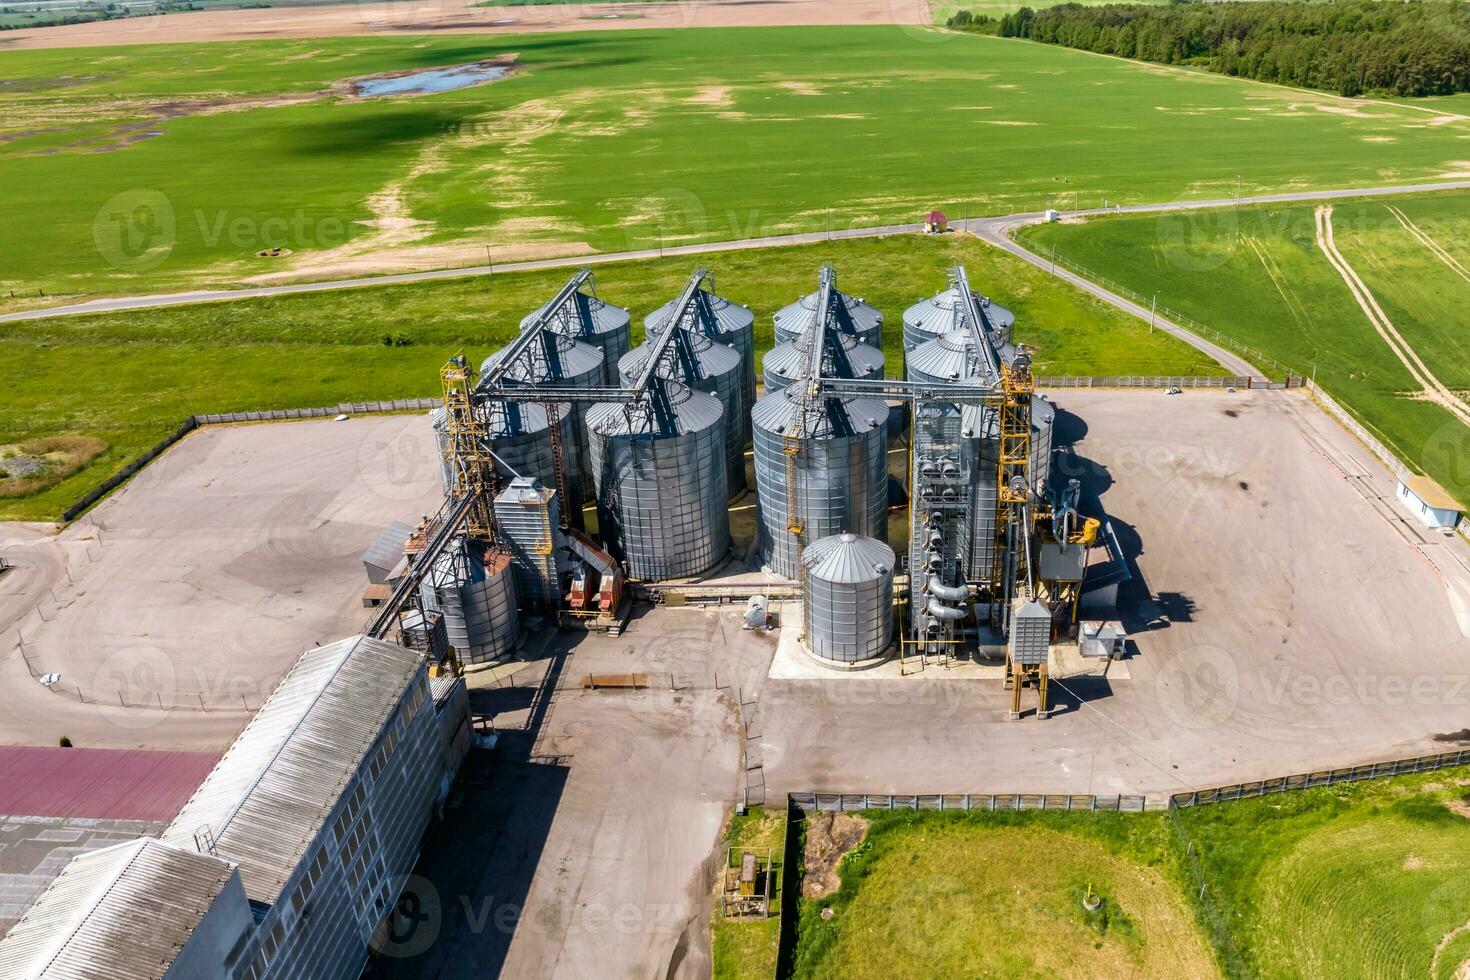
[
  {"left": 1385, "top": 204, "right": 1470, "bottom": 284},
  {"left": 1243, "top": 234, "right": 1308, "bottom": 326},
  {"left": 1313, "top": 204, "right": 1470, "bottom": 428}
]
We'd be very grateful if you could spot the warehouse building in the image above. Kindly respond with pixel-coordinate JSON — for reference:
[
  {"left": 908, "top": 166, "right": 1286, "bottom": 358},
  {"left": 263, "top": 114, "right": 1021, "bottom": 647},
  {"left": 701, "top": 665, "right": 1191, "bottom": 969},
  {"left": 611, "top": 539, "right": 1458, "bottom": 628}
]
[
  {"left": 0, "top": 635, "right": 467, "bottom": 980},
  {"left": 0, "top": 837, "right": 251, "bottom": 979}
]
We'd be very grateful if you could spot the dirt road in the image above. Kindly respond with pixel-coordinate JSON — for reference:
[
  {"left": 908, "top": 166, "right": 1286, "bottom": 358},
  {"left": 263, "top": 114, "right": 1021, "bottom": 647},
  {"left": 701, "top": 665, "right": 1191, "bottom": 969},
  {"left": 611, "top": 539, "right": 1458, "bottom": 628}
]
[{"left": 1313, "top": 204, "right": 1470, "bottom": 428}]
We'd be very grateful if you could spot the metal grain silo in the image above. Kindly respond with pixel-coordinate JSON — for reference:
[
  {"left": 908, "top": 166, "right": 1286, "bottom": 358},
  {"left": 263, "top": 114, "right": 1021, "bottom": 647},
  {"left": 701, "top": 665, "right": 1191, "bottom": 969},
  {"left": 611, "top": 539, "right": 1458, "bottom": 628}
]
[
  {"left": 959, "top": 394, "right": 1055, "bottom": 581},
  {"left": 906, "top": 329, "right": 1002, "bottom": 386},
  {"left": 585, "top": 380, "right": 730, "bottom": 580},
  {"left": 493, "top": 477, "right": 564, "bottom": 608},
  {"left": 480, "top": 335, "right": 603, "bottom": 501},
  {"left": 773, "top": 279, "right": 883, "bottom": 349},
  {"left": 763, "top": 330, "right": 884, "bottom": 394},
  {"left": 903, "top": 286, "right": 1014, "bottom": 354},
  {"left": 522, "top": 288, "right": 631, "bottom": 385},
  {"left": 428, "top": 402, "right": 575, "bottom": 508},
  {"left": 751, "top": 388, "right": 889, "bottom": 579},
  {"left": 802, "top": 532, "right": 895, "bottom": 666},
  {"left": 645, "top": 282, "right": 755, "bottom": 448},
  {"left": 619, "top": 332, "right": 746, "bottom": 495},
  {"left": 419, "top": 536, "right": 519, "bottom": 668}
]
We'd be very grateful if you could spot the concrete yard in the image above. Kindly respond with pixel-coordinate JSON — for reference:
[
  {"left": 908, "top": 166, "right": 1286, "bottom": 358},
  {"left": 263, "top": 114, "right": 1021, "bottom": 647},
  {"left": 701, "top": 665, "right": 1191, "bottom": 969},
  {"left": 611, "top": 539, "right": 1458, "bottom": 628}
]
[
  {"left": 755, "top": 389, "right": 1470, "bottom": 797},
  {"left": 0, "top": 413, "right": 442, "bottom": 750}
]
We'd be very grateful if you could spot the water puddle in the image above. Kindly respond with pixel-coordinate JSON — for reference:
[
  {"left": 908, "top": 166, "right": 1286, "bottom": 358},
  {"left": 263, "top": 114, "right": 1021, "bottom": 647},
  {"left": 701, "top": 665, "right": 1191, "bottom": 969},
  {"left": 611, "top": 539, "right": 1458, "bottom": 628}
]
[{"left": 352, "top": 62, "right": 512, "bottom": 98}]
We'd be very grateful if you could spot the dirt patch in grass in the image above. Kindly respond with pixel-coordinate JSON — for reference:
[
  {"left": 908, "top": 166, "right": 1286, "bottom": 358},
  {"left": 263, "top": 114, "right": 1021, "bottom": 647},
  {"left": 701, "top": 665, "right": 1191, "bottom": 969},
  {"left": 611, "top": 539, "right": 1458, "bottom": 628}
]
[
  {"left": 1447, "top": 798, "right": 1470, "bottom": 820},
  {"left": 802, "top": 812, "right": 867, "bottom": 899},
  {"left": 0, "top": 436, "right": 108, "bottom": 498}
]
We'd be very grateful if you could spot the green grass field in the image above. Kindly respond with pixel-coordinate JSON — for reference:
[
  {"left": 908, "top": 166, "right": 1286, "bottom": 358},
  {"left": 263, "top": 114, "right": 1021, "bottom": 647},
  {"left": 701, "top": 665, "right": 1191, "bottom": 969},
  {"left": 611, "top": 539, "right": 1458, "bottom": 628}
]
[
  {"left": 1022, "top": 191, "right": 1470, "bottom": 506},
  {"left": 789, "top": 809, "right": 1219, "bottom": 979},
  {"left": 0, "top": 231, "right": 1219, "bottom": 521},
  {"left": 3, "top": 26, "right": 1470, "bottom": 308},
  {"left": 712, "top": 806, "right": 786, "bottom": 980},
  {"left": 777, "top": 771, "right": 1470, "bottom": 980},
  {"left": 1176, "top": 769, "right": 1470, "bottom": 980}
]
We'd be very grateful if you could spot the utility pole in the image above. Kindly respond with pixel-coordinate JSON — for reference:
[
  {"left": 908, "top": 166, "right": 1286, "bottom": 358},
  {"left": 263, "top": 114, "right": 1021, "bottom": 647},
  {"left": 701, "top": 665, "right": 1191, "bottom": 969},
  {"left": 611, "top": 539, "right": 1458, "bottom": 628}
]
[
  {"left": 1051, "top": 244, "right": 1056, "bottom": 274},
  {"left": 1150, "top": 294, "right": 1157, "bottom": 333}
]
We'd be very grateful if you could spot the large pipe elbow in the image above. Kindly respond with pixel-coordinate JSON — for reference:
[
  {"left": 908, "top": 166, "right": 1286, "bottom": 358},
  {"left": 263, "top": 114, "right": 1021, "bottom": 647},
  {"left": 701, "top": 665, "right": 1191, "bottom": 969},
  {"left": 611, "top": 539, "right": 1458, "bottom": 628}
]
[
  {"left": 926, "top": 575, "right": 970, "bottom": 603},
  {"left": 926, "top": 597, "right": 967, "bottom": 621}
]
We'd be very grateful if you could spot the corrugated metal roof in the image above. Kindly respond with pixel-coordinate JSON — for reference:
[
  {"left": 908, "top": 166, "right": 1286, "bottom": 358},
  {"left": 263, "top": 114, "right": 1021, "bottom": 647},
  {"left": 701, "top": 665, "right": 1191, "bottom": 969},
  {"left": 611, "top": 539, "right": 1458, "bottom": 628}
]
[
  {"left": 0, "top": 838, "right": 236, "bottom": 980},
  {"left": 362, "top": 521, "right": 413, "bottom": 573},
  {"left": 162, "top": 636, "right": 422, "bottom": 904},
  {"left": 907, "top": 330, "right": 1002, "bottom": 384},
  {"left": 481, "top": 335, "right": 604, "bottom": 383},
  {"left": 802, "top": 532, "right": 895, "bottom": 584},
  {"left": 0, "top": 747, "right": 221, "bottom": 822},
  {"left": 903, "top": 288, "right": 1015, "bottom": 342},
  {"left": 618, "top": 332, "right": 741, "bottom": 385}
]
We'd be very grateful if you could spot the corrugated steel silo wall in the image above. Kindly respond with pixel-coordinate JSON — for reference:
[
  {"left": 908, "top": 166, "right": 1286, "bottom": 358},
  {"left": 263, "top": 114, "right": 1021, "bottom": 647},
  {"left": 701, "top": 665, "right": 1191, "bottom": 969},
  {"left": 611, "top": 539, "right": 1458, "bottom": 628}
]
[
  {"left": 420, "top": 546, "right": 519, "bottom": 666},
  {"left": 493, "top": 490, "right": 562, "bottom": 607},
  {"left": 754, "top": 426, "right": 889, "bottom": 579},
  {"left": 428, "top": 407, "right": 582, "bottom": 513},
  {"left": 959, "top": 396, "right": 1055, "bottom": 582},
  {"left": 803, "top": 569, "right": 893, "bottom": 665},
  {"left": 589, "top": 423, "right": 730, "bottom": 581}
]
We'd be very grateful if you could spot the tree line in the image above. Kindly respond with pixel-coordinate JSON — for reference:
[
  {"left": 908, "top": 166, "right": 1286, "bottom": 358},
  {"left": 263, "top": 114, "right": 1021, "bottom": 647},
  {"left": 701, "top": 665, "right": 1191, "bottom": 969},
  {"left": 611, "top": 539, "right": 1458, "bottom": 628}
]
[{"left": 947, "top": 1, "right": 1470, "bottom": 97}]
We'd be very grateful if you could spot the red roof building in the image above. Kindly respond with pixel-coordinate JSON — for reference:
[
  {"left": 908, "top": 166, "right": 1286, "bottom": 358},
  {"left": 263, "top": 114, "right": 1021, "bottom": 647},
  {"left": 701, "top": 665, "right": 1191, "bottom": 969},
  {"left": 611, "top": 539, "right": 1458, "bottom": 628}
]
[{"left": 0, "top": 746, "right": 220, "bottom": 822}]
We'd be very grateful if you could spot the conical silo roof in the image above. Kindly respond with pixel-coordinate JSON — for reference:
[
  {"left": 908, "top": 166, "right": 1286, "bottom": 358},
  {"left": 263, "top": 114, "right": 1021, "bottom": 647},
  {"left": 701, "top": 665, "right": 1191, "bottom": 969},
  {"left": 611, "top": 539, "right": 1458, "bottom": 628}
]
[
  {"left": 617, "top": 331, "right": 741, "bottom": 384},
  {"left": 773, "top": 288, "right": 882, "bottom": 346},
  {"left": 907, "top": 330, "right": 1002, "bottom": 385},
  {"left": 481, "top": 334, "right": 605, "bottom": 385},
  {"left": 763, "top": 332, "right": 884, "bottom": 389},
  {"left": 802, "top": 532, "right": 894, "bottom": 584},
  {"left": 585, "top": 380, "right": 724, "bottom": 438},
  {"left": 520, "top": 290, "right": 630, "bottom": 339},
  {"left": 750, "top": 387, "right": 888, "bottom": 440},
  {"left": 903, "top": 287, "right": 1014, "bottom": 351},
  {"left": 645, "top": 287, "right": 754, "bottom": 337}
]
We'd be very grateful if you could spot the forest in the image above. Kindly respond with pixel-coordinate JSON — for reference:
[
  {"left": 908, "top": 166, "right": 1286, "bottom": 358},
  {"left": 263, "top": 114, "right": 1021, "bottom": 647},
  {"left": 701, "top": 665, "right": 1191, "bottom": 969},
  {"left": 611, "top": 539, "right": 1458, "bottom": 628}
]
[{"left": 947, "top": 1, "right": 1470, "bottom": 97}]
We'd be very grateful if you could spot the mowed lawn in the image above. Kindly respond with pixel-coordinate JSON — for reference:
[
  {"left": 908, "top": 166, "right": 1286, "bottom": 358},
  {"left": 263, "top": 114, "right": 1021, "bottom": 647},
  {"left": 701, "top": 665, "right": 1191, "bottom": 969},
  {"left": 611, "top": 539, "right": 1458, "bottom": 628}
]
[
  {"left": 1176, "top": 769, "right": 1470, "bottom": 980},
  {"left": 3, "top": 27, "right": 1470, "bottom": 305},
  {"left": 790, "top": 810, "right": 1219, "bottom": 979},
  {"left": 1022, "top": 191, "right": 1470, "bottom": 505},
  {"left": 0, "top": 232, "right": 1220, "bottom": 520}
]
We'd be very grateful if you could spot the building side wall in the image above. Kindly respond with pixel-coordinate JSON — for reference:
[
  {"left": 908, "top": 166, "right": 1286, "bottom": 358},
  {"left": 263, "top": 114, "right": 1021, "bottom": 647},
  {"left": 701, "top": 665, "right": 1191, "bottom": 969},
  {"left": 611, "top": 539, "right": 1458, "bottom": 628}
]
[
  {"left": 166, "top": 871, "right": 254, "bottom": 980},
  {"left": 238, "top": 667, "right": 449, "bottom": 980}
]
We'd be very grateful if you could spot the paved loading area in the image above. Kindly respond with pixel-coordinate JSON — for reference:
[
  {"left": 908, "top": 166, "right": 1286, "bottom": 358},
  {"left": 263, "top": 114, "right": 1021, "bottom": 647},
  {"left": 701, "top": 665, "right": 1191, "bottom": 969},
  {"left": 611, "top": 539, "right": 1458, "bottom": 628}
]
[
  {"left": 756, "top": 389, "right": 1470, "bottom": 797},
  {"left": 0, "top": 413, "right": 443, "bottom": 750},
  {"left": 371, "top": 629, "right": 747, "bottom": 980}
]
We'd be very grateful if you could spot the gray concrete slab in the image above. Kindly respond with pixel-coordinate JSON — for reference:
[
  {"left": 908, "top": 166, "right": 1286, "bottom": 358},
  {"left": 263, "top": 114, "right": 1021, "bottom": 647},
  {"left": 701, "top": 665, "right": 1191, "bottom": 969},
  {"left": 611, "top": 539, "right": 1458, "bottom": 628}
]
[{"left": 0, "top": 414, "right": 442, "bottom": 750}]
